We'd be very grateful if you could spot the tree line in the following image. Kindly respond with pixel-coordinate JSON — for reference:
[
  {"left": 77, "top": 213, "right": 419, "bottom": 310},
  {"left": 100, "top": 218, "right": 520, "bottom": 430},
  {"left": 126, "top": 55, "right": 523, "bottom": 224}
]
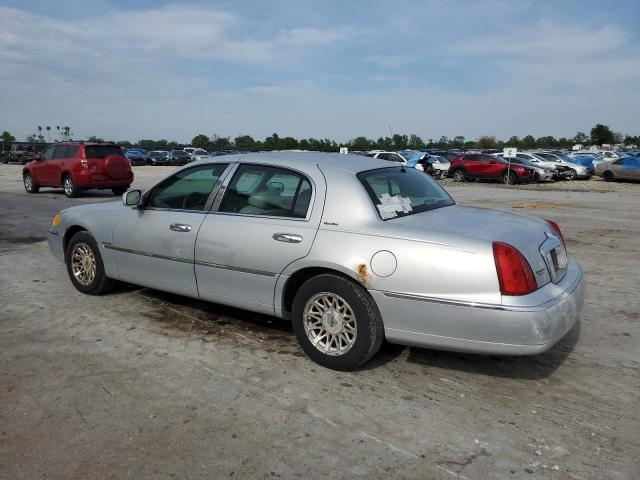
[{"left": 2, "top": 123, "right": 638, "bottom": 151}]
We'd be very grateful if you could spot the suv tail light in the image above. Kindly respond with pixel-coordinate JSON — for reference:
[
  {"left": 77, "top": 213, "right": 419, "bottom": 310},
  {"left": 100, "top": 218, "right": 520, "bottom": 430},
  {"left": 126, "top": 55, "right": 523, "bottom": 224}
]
[
  {"left": 79, "top": 148, "right": 88, "bottom": 168},
  {"left": 546, "top": 220, "right": 565, "bottom": 248},
  {"left": 493, "top": 242, "right": 538, "bottom": 296}
]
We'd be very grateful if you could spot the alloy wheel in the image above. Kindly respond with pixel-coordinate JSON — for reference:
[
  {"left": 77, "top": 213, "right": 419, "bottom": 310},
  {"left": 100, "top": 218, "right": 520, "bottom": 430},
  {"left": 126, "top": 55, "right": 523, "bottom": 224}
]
[
  {"left": 71, "top": 243, "right": 96, "bottom": 286},
  {"left": 64, "top": 177, "right": 74, "bottom": 196},
  {"left": 303, "top": 292, "right": 357, "bottom": 356}
]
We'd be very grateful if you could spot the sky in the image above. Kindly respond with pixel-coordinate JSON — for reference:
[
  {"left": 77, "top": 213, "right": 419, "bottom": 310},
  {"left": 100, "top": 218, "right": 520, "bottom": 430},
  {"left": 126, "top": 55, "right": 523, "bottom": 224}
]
[{"left": 1, "top": 0, "right": 639, "bottom": 143}]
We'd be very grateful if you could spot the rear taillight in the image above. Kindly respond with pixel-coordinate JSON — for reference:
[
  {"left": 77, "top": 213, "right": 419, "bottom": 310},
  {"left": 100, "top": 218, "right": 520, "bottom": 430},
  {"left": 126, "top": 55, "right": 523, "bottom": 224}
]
[
  {"left": 493, "top": 242, "right": 538, "bottom": 296},
  {"left": 546, "top": 220, "right": 565, "bottom": 247},
  {"left": 80, "top": 159, "right": 88, "bottom": 168}
]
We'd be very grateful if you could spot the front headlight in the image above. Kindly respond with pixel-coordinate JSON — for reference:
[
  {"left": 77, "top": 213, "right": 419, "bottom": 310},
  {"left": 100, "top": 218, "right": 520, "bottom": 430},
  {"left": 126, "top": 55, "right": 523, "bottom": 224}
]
[{"left": 51, "top": 213, "right": 62, "bottom": 228}]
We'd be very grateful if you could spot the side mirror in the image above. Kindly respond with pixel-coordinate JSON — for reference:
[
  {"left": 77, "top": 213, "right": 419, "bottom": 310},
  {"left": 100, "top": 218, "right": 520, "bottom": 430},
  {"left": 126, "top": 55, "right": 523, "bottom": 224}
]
[{"left": 123, "top": 189, "right": 142, "bottom": 206}]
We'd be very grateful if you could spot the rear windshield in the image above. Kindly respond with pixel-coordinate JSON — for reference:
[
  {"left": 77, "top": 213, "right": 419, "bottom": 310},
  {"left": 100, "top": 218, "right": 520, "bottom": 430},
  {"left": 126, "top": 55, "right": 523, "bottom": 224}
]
[
  {"left": 358, "top": 167, "right": 455, "bottom": 220},
  {"left": 84, "top": 145, "right": 122, "bottom": 158}
]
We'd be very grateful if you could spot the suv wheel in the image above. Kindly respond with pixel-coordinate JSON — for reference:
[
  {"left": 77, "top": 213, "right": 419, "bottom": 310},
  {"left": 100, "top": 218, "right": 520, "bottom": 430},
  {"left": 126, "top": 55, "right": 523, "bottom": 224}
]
[
  {"left": 452, "top": 169, "right": 466, "bottom": 182},
  {"left": 63, "top": 175, "right": 79, "bottom": 198},
  {"left": 602, "top": 171, "right": 614, "bottom": 181},
  {"left": 66, "top": 231, "right": 116, "bottom": 294},
  {"left": 502, "top": 171, "right": 517, "bottom": 185},
  {"left": 291, "top": 274, "right": 384, "bottom": 371},
  {"left": 112, "top": 186, "right": 128, "bottom": 196},
  {"left": 23, "top": 173, "right": 40, "bottom": 193}
]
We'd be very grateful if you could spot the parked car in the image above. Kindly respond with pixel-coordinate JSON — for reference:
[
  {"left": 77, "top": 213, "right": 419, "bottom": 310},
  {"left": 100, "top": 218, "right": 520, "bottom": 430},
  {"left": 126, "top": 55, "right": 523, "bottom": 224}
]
[
  {"left": 124, "top": 149, "right": 150, "bottom": 166},
  {"left": 2, "top": 143, "right": 38, "bottom": 164},
  {"left": 494, "top": 154, "right": 555, "bottom": 182},
  {"left": 366, "top": 151, "right": 407, "bottom": 164},
  {"left": 422, "top": 155, "right": 450, "bottom": 179},
  {"left": 596, "top": 157, "right": 640, "bottom": 181},
  {"left": 47, "top": 152, "right": 583, "bottom": 370},
  {"left": 23, "top": 142, "right": 133, "bottom": 197},
  {"left": 148, "top": 151, "right": 171, "bottom": 165},
  {"left": 184, "top": 147, "right": 211, "bottom": 161},
  {"left": 565, "top": 155, "right": 596, "bottom": 175},
  {"left": 450, "top": 153, "right": 534, "bottom": 184},
  {"left": 569, "top": 151, "right": 608, "bottom": 168},
  {"left": 168, "top": 149, "right": 192, "bottom": 165},
  {"left": 535, "top": 152, "right": 591, "bottom": 180}
]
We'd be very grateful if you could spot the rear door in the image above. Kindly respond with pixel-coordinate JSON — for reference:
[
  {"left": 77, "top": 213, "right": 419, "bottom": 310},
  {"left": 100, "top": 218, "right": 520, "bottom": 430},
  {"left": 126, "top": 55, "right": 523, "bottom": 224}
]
[{"left": 194, "top": 163, "right": 323, "bottom": 314}]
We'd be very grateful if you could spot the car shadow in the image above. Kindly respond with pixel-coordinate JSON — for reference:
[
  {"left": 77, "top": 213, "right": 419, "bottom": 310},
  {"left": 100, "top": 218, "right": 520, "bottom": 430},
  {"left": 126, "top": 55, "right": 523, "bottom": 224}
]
[
  {"left": 44, "top": 188, "right": 117, "bottom": 198},
  {"left": 109, "top": 284, "right": 580, "bottom": 378},
  {"left": 402, "top": 320, "right": 581, "bottom": 380}
]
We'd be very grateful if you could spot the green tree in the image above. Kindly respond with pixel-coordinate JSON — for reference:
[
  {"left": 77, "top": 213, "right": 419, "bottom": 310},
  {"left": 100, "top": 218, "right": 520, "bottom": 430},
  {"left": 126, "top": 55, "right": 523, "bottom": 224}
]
[
  {"left": 87, "top": 135, "right": 105, "bottom": 142},
  {"left": 280, "top": 136, "right": 299, "bottom": 150},
  {"left": 210, "top": 134, "right": 232, "bottom": 150},
  {"left": 573, "top": 132, "right": 588, "bottom": 144},
  {"left": 349, "top": 136, "right": 374, "bottom": 150},
  {"left": 1, "top": 131, "right": 16, "bottom": 144},
  {"left": 46, "top": 126, "right": 51, "bottom": 142},
  {"left": 451, "top": 136, "right": 465, "bottom": 148},
  {"left": 408, "top": 134, "right": 425, "bottom": 149},
  {"left": 590, "top": 124, "right": 615, "bottom": 146},
  {"left": 234, "top": 135, "right": 256, "bottom": 150},
  {"left": 521, "top": 135, "right": 536, "bottom": 149},
  {"left": 62, "top": 126, "right": 72, "bottom": 141},
  {"left": 117, "top": 140, "right": 132, "bottom": 147},
  {"left": 264, "top": 133, "right": 281, "bottom": 150},
  {"left": 191, "top": 134, "right": 209, "bottom": 149},
  {"left": 138, "top": 139, "right": 155, "bottom": 147},
  {"left": 477, "top": 135, "right": 498, "bottom": 149},
  {"left": 392, "top": 134, "right": 408, "bottom": 150}
]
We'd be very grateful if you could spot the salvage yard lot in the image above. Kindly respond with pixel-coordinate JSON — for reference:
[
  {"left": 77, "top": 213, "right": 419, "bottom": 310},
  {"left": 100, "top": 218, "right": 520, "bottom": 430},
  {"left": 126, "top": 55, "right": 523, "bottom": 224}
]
[{"left": 1, "top": 163, "right": 639, "bottom": 479}]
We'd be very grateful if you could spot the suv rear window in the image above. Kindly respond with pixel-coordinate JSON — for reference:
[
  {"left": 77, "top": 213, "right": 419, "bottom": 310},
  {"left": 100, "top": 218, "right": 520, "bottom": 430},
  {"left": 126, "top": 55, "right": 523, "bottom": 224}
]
[
  {"left": 84, "top": 145, "right": 122, "bottom": 158},
  {"left": 358, "top": 167, "right": 454, "bottom": 220}
]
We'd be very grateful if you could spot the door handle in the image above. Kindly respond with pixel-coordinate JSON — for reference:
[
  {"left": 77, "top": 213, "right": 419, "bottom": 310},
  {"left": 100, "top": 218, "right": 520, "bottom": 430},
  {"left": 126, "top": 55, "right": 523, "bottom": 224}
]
[
  {"left": 272, "top": 233, "right": 303, "bottom": 243},
  {"left": 170, "top": 223, "right": 192, "bottom": 232}
]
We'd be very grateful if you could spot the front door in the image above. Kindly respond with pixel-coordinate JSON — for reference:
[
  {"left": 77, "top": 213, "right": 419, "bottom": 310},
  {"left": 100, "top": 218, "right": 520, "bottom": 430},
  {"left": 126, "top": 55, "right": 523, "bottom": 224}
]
[
  {"left": 110, "top": 163, "right": 230, "bottom": 296},
  {"left": 195, "top": 163, "right": 322, "bottom": 314},
  {"left": 30, "top": 145, "right": 55, "bottom": 185}
]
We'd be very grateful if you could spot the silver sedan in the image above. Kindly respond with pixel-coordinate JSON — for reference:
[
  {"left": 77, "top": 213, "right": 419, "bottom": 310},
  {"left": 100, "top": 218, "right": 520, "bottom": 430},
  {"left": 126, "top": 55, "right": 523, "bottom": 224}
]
[{"left": 47, "top": 152, "right": 584, "bottom": 370}]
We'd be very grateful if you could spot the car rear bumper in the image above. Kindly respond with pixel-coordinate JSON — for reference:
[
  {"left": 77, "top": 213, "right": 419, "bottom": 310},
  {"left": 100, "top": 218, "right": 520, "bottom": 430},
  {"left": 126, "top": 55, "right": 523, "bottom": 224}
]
[
  {"left": 73, "top": 171, "right": 133, "bottom": 188},
  {"left": 372, "top": 260, "right": 584, "bottom": 355}
]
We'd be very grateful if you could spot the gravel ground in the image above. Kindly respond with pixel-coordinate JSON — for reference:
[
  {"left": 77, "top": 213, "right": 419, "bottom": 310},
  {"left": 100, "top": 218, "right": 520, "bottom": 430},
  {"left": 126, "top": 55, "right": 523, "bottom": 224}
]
[{"left": 1, "top": 163, "right": 639, "bottom": 480}]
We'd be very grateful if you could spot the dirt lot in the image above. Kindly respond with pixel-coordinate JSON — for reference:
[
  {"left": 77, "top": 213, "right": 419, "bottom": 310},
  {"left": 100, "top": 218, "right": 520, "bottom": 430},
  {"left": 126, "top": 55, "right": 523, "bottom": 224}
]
[{"left": 1, "top": 164, "right": 639, "bottom": 479}]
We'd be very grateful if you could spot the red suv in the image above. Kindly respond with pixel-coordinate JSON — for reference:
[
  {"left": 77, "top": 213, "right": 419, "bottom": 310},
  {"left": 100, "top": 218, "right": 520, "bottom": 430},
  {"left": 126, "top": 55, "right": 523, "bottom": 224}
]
[
  {"left": 23, "top": 142, "right": 133, "bottom": 197},
  {"left": 449, "top": 153, "right": 533, "bottom": 184}
]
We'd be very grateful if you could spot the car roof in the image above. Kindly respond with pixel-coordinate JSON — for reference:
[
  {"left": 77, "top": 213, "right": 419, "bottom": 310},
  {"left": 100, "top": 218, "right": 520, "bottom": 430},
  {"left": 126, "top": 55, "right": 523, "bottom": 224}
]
[{"left": 193, "top": 151, "right": 392, "bottom": 174}]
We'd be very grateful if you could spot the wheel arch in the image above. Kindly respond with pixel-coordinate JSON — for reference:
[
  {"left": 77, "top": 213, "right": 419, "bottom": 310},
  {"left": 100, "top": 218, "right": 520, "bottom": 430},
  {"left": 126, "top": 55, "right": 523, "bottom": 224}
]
[
  {"left": 279, "top": 265, "right": 372, "bottom": 320},
  {"left": 63, "top": 225, "right": 89, "bottom": 254}
]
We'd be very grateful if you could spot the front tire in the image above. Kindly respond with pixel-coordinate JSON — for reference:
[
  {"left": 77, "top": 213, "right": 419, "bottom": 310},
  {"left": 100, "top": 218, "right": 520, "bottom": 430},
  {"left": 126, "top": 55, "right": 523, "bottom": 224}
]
[
  {"left": 566, "top": 169, "right": 577, "bottom": 180},
  {"left": 23, "top": 173, "right": 39, "bottom": 193},
  {"left": 452, "top": 169, "right": 466, "bottom": 182},
  {"left": 63, "top": 175, "right": 80, "bottom": 198},
  {"left": 65, "top": 231, "right": 116, "bottom": 294},
  {"left": 291, "top": 274, "right": 384, "bottom": 371},
  {"left": 602, "top": 171, "right": 614, "bottom": 181}
]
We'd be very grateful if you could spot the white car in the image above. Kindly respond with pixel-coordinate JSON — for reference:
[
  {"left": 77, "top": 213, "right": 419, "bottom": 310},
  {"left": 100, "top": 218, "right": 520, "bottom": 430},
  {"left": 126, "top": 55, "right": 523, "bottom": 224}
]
[
  {"left": 366, "top": 151, "right": 408, "bottom": 164},
  {"left": 183, "top": 148, "right": 211, "bottom": 161}
]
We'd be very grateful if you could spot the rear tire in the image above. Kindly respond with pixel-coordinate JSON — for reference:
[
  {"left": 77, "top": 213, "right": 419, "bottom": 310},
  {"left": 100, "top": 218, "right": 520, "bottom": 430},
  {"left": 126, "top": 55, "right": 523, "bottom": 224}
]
[
  {"left": 452, "top": 169, "right": 466, "bottom": 182},
  {"left": 532, "top": 172, "right": 540, "bottom": 183},
  {"left": 23, "top": 173, "right": 39, "bottom": 193},
  {"left": 566, "top": 169, "right": 577, "bottom": 180},
  {"left": 112, "top": 186, "right": 128, "bottom": 196},
  {"left": 291, "top": 274, "right": 384, "bottom": 371},
  {"left": 602, "top": 171, "right": 614, "bottom": 181},
  {"left": 65, "top": 231, "right": 116, "bottom": 294},
  {"left": 63, "top": 175, "right": 79, "bottom": 198}
]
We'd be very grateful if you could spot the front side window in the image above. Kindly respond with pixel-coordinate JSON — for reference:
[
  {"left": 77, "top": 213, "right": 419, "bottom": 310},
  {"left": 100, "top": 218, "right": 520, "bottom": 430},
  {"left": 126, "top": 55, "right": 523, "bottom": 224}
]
[
  {"left": 147, "top": 164, "right": 228, "bottom": 211},
  {"left": 358, "top": 166, "right": 454, "bottom": 220},
  {"left": 219, "top": 164, "right": 312, "bottom": 218}
]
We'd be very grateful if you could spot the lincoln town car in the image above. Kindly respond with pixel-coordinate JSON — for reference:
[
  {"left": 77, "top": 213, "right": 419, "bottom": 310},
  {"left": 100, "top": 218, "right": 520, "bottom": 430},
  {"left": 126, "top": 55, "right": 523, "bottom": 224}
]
[{"left": 47, "top": 152, "right": 584, "bottom": 370}]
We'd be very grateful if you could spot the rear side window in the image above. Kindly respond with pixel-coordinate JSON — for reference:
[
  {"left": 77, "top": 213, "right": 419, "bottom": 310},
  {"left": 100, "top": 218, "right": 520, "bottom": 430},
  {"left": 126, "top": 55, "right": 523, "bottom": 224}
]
[
  {"left": 219, "top": 164, "right": 313, "bottom": 219},
  {"left": 84, "top": 145, "right": 122, "bottom": 158},
  {"left": 52, "top": 146, "right": 68, "bottom": 159},
  {"left": 464, "top": 154, "right": 480, "bottom": 162}
]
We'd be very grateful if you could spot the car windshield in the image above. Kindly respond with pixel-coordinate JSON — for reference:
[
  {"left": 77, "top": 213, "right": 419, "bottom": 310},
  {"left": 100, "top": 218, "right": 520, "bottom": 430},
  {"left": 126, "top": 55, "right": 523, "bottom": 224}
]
[{"left": 357, "top": 167, "right": 454, "bottom": 220}]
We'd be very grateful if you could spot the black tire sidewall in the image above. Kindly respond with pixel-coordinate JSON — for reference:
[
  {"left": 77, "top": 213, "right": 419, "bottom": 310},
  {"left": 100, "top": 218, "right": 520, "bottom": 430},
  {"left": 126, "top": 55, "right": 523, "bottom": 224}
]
[
  {"left": 453, "top": 169, "right": 466, "bottom": 182},
  {"left": 291, "top": 274, "right": 383, "bottom": 371},
  {"left": 23, "top": 173, "right": 38, "bottom": 193},
  {"left": 65, "top": 232, "right": 111, "bottom": 294}
]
